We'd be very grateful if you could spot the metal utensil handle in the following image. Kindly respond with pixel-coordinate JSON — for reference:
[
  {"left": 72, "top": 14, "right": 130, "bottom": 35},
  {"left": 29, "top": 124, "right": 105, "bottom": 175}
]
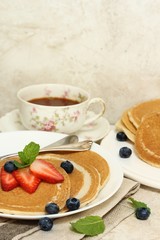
[
  {"left": 0, "top": 140, "right": 93, "bottom": 159},
  {"left": 40, "top": 140, "right": 93, "bottom": 152},
  {"left": 40, "top": 135, "right": 78, "bottom": 150}
]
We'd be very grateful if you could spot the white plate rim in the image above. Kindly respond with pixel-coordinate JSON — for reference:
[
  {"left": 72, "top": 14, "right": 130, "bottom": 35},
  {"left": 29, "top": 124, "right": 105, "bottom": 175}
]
[
  {"left": 101, "top": 129, "right": 160, "bottom": 189},
  {"left": 0, "top": 130, "right": 123, "bottom": 220}
]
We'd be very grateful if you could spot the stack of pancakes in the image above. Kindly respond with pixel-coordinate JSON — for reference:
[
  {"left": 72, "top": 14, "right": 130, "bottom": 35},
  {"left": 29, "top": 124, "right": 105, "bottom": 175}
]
[
  {"left": 0, "top": 150, "right": 110, "bottom": 215},
  {"left": 116, "top": 98, "right": 160, "bottom": 167}
]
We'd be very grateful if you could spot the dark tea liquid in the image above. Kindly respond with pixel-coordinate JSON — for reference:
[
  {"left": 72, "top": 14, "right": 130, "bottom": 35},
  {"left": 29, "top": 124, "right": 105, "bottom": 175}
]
[{"left": 29, "top": 97, "right": 80, "bottom": 106}]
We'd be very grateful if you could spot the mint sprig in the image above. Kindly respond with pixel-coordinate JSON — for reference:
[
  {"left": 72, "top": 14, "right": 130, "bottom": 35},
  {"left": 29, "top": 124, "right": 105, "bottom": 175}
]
[
  {"left": 128, "top": 197, "right": 151, "bottom": 212},
  {"left": 70, "top": 216, "right": 105, "bottom": 236},
  {"left": 14, "top": 142, "right": 40, "bottom": 168}
]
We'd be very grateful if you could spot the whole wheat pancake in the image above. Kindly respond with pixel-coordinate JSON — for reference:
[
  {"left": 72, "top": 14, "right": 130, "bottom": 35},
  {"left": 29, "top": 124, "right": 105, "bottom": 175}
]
[
  {"left": 128, "top": 99, "right": 160, "bottom": 128},
  {"left": 135, "top": 112, "right": 160, "bottom": 167},
  {"left": 0, "top": 150, "right": 110, "bottom": 215}
]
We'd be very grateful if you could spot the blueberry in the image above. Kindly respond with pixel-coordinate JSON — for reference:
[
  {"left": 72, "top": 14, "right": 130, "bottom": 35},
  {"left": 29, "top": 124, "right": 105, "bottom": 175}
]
[
  {"left": 38, "top": 217, "right": 53, "bottom": 231},
  {"left": 119, "top": 147, "right": 132, "bottom": 158},
  {"left": 135, "top": 207, "right": 151, "bottom": 220},
  {"left": 45, "top": 202, "right": 59, "bottom": 214},
  {"left": 66, "top": 198, "right": 80, "bottom": 211},
  {"left": 60, "top": 160, "right": 74, "bottom": 174},
  {"left": 4, "top": 161, "right": 18, "bottom": 173},
  {"left": 116, "top": 132, "right": 128, "bottom": 141}
]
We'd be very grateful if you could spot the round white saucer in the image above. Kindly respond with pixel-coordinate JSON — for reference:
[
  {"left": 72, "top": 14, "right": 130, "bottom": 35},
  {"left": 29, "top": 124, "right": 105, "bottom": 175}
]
[{"left": 0, "top": 109, "right": 110, "bottom": 142}]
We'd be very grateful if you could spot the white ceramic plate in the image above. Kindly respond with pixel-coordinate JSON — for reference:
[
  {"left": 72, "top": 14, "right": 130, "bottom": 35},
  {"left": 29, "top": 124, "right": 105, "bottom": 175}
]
[
  {"left": 0, "top": 109, "right": 110, "bottom": 142},
  {"left": 101, "top": 129, "right": 160, "bottom": 189},
  {"left": 0, "top": 130, "right": 123, "bottom": 220}
]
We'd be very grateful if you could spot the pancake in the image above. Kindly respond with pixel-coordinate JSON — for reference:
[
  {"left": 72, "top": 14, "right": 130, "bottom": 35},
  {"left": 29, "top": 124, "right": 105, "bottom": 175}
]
[
  {"left": 135, "top": 112, "right": 160, "bottom": 167},
  {"left": 54, "top": 150, "right": 110, "bottom": 188},
  {"left": 0, "top": 150, "right": 110, "bottom": 215},
  {"left": 121, "top": 109, "right": 137, "bottom": 134},
  {"left": 39, "top": 152, "right": 103, "bottom": 208},
  {"left": 0, "top": 158, "right": 70, "bottom": 215},
  {"left": 128, "top": 99, "right": 160, "bottom": 128},
  {"left": 115, "top": 119, "right": 135, "bottom": 143},
  {"left": 66, "top": 162, "right": 101, "bottom": 207},
  {"left": 77, "top": 165, "right": 100, "bottom": 206}
]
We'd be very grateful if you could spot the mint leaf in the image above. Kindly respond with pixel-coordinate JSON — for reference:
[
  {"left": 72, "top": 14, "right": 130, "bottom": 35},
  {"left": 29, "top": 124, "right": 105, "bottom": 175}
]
[
  {"left": 14, "top": 142, "right": 40, "bottom": 168},
  {"left": 70, "top": 216, "right": 105, "bottom": 236},
  {"left": 128, "top": 197, "right": 151, "bottom": 212},
  {"left": 13, "top": 160, "right": 30, "bottom": 169}
]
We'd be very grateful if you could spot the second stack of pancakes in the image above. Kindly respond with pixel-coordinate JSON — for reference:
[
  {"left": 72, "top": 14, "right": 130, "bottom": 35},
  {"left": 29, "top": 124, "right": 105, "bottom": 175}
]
[{"left": 115, "top": 98, "right": 160, "bottom": 168}]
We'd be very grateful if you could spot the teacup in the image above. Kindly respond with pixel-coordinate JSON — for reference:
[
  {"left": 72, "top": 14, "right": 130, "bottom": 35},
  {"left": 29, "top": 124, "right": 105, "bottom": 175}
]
[{"left": 17, "top": 83, "right": 106, "bottom": 134}]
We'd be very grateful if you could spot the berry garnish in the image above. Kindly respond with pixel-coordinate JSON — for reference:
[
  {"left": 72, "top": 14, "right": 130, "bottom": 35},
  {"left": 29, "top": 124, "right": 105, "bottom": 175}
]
[
  {"left": 60, "top": 160, "right": 74, "bottom": 174},
  {"left": 66, "top": 198, "right": 80, "bottom": 211},
  {"left": 38, "top": 217, "right": 53, "bottom": 231},
  {"left": 1, "top": 141, "right": 65, "bottom": 194},
  {"left": 116, "top": 132, "right": 128, "bottom": 141},
  {"left": 136, "top": 207, "right": 151, "bottom": 220},
  {"left": 45, "top": 202, "right": 60, "bottom": 214},
  {"left": 30, "top": 159, "right": 64, "bottom": 183},
  {"left": 0, "top": 167, "right": 19, "bottom": 191},
  {"left": 128, "top": 197, "right": 151, "bottom": 220},
  {"left": 12, "top": 167, "right": 41, "bottom": 193},
  {"left": 119, "top": 147, "right": 132, "bottom": 158},
  {"left": 4, "top": 161, "right": 18, "bottom": 173}
]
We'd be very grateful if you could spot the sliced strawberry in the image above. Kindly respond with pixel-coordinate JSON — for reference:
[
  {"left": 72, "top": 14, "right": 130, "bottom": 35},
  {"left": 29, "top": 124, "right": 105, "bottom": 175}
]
[
  {"left": 0, "top": 167, "right": 19, "bottom": 191},
  {"left": 12, "top": 167, "right": 41, "bottom": 194},
  {"left": 30, "top": 159, "right": 64, "bottom": 183}
]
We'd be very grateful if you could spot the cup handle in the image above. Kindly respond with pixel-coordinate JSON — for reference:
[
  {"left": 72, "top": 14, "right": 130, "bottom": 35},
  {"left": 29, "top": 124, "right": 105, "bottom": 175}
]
[{"left": 83, "top": 98, "right": 106, "bottom": 125}]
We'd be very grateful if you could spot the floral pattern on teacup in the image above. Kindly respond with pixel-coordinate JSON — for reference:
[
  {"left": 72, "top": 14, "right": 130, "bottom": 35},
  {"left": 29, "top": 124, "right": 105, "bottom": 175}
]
[
  {"left": 76, "top": 93, "right": 86, "bottom": 103},
  {"left": 43, "top": 87, "right": 86, "bottom": 103},
  {"left": 30, "top": 107, "right": 81, "bottom": 132},
  {"left": 44, "top": 87, "right": 52, "bottom": 96},
  {"left": 32, "top": 118, "right": 56, "bottom": 131}
]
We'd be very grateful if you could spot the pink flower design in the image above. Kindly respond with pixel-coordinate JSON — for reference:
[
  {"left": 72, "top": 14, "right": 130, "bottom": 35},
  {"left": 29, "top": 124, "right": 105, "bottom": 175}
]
[
  {"left": 72, "top": 110, "right": 80, "bottom": 121},
  {"left": 62, "top": 90, "right": 69, "bottom": 98},
  {"left": 87, "top": 122, "right": 97, "bottom": 128},
  {"left": 31, "top": 107, "right": 37, "bottom": 113},
  {"left": 44, "top": 88, "right": 52, "bottom": 96},
  {"left": 42, "top": 120, "right": 56, "bottom": 131}
]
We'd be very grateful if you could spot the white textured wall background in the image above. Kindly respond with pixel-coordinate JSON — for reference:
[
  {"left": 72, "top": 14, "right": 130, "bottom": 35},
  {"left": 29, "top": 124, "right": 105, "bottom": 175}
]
[{"left": 0, "top": 0, "right": 160, "bottom": 124}]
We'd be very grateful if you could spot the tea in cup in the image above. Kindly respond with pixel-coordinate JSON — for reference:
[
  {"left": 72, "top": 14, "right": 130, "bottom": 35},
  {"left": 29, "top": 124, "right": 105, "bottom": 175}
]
[{"left": 17, "top": 83, "right": 106, "bottom": 134}]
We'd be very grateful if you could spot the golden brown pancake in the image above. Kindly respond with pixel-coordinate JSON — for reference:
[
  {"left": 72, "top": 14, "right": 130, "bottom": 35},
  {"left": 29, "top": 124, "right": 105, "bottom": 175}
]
[
  {"left": 135, "top": 112, "right": 160, "bottom": 167},
  {"left": 0, "top": 158, "right": 70, "bottom": 215},
  {"left": 121, "top": 109, "right": 137, "bottom": 134},
  {"left": 115, "top": 119, "right": 135, "bottom": 143},
  {"left": 55, "top": 150, "right": 110, "bottom": 188},
  {"left": 39, "top": 153, "right": 101, "bottom": 208},
  {"left": 62, "top": 164, "right": 100, "bottom": 211},
  {"left": 69, "top": 163, "right": 100, "bottom": 207},
  {"left": 38, "top": 154, "right": 85, "bottom": 202},
  {"left": 0, "top": 150, "right": 110, "bottom": 215},
  {"left": 128, "top": 99, "right": 160, "bottom": 128}
]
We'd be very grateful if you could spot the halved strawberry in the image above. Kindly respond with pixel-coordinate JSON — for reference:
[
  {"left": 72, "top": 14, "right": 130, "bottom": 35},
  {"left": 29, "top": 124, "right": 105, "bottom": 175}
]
[
  {"left": 0, "top": 167, "right": 19, "bottom": 191},
  {"left": 12, "top": 167, "right": 41, "bottom": 194},
  {"left": 30, "top": 159, "right": 64, "bottom": 183}
]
